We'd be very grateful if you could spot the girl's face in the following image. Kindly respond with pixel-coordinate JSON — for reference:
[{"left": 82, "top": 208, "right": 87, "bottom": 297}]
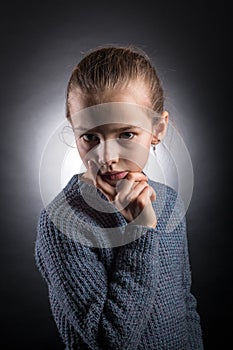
[{"left": 69, "top": 85, "right": 168, "bottom": 186}]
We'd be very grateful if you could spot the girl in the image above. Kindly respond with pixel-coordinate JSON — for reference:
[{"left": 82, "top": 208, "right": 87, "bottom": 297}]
[{"left": 35, "top": 45, "right": 204, "bottom": 349}]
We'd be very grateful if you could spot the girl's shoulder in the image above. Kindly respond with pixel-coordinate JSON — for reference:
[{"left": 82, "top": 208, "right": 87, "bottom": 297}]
[{"left": 37, "top": 174, "right": 81, "bottom": 232}]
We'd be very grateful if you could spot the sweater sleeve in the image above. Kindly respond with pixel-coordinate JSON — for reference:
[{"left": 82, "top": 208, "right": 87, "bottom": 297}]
[
  {"left": 182, "top": 217, "right": 204, "bottom": 350},
  {"left": 35, "top": 209, "right": 159, "bottom": 350}
]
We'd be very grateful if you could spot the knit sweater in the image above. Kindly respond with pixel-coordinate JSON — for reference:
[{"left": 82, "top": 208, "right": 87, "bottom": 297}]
[{"left": 35, "top": 173, "right": 203, "bottom": 350}]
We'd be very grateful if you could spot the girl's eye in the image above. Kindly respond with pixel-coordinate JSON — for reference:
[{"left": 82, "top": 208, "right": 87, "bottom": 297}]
[
  {"left": 82, "top": 134, "right": 99, "bottom": 142},
  {"left": 119, "top": 132, "right": 135, "bottom": 139}
]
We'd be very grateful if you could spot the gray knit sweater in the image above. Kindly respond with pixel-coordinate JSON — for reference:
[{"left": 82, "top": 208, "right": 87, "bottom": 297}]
[{"left": 35, "top": 173, "right": 203, "bottom": 349}]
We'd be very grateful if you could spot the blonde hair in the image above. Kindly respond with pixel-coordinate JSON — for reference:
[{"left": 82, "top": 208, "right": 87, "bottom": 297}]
[{"left": 66, "top": 45, "right": 164, "bottom": 119}]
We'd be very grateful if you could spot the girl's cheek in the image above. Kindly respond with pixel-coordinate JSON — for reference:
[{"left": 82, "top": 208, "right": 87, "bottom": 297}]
[
  {"left": 119, "top": 144, "right": 150, "bottom": 169},
  {"left": 76, "top": 141, "right": 99, "bottom": 166},
  {"left": 76, "top": 141, "right": 89, "bottom": 157},
  {"left": 77, "top": 139, "right": 91, "bottom": 152}
]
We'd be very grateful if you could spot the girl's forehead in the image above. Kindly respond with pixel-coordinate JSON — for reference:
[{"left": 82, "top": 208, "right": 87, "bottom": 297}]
[
  {"left": 75, "top": 123, "right": 144, "bottom": 134},
  {"left": 70, "top": 102, "right": 160, "bottom": 133}
]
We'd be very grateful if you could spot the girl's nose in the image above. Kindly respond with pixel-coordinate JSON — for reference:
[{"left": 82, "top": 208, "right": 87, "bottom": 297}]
[{"left": 97, "top": 140, "right": 119, "bottom": 166}]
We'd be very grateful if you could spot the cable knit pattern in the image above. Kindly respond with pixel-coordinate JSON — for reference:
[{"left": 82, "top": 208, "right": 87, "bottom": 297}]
[{"left": 35, "top": 173, "right": 203, "bottom": 349}]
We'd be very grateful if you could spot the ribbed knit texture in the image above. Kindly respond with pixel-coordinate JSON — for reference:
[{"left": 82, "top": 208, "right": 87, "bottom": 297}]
[{"left": 35, "top": 173, "right": 203, "bottom": 349}]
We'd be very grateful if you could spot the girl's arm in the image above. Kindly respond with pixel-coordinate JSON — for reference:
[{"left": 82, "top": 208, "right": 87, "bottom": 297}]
[
  {"left": 98, "top": 223, "right": 159, "bottom": 349},
  {"left": 35, "top": 209, "right": 159, "bottom": 350}
]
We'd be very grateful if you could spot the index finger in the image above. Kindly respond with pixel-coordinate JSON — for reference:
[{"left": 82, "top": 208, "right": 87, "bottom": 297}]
[
  {"left": 125, "top": 171, "right": 148, "bottom": 183},
  {"left": 114, "top": 171, "right": 148, "bottom": 198},
  {"left": 95, "top": 173, "right": 117, "bottom": 198},
  {"left": 80, "top": 160, "right": 98, "bottom": 186}
]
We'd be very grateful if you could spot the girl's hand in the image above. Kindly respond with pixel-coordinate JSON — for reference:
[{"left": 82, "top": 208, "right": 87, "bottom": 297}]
[{"left": 81, "top": 161, "right": 157, "bottom": 228}]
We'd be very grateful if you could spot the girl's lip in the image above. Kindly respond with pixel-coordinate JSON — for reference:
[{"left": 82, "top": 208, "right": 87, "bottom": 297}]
[{"left": 101, "top": 171, "right": 128, "bottom": 181}]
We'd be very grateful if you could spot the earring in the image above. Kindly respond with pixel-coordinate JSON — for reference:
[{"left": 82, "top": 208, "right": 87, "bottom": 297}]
[
  {"left": 152, "top": 139, "right": 160, "bottom": 157},
  {"left": 152, "top": 144, "right": 157, "bottom": 157}
]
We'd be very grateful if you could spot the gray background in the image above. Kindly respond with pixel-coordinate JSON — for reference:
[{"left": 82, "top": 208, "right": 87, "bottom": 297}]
[{"left": 0, "top": 1, "right": 231, "bottom": 349}]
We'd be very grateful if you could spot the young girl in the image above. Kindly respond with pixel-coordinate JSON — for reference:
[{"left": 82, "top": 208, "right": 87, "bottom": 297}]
[{"left": 35, "top": 45, "right": 204, "bottom": 349}]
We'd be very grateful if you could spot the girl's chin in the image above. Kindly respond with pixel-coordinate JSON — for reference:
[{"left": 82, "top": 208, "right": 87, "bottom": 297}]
[{"left": 102, "top": 178, "right": 118, "bottom": 186}]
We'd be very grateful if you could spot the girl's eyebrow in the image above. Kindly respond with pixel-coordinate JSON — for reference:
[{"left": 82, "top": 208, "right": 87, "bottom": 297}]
[
  {"left": 115, "top": 125, "right": 141, "bottom": 131},
  {"left": 74, "top": 125, "right": 141, "bottom": 132}
]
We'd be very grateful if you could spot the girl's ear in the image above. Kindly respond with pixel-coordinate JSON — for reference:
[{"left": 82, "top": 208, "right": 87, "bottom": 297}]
[{"left": 152, "top": 111, "right": 169, "bottom": 144}]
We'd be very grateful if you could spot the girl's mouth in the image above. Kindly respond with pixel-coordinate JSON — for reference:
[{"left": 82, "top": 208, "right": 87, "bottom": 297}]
[{"left": 100, "top": 171, "right": 128, "bottom": 181}]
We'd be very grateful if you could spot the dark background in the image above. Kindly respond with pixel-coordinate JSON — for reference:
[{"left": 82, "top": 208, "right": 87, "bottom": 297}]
[{"left": 0, "top": 1, "right": 231, "bottom": 349}]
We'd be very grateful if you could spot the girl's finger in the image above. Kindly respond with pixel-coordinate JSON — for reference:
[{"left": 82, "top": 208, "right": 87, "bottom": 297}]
[
  {"left": 95, "top": 173, "right": 117, "bottom": 198},
  {"left": 115, "top": 177, "right": 135, "bottom": 198},
  {"left": 87, "top": 160, "right": 99, "bottom": 185},
  {"left": 115, "top": 171, "right": 148, "bottom": 195},
  {"left": 123, "top": 181, "right": 149, "bottom": 204},
  {"left": 113, "top": 180, "right": 148, "bottom": 212},
  {"left": 149, "top": 186, "right": 156, "bottom": 201},
  {"left": 125, "top": 171, "right": 148, "bottom": 183},
  {"left": 124, "top": 172, "right": 156, "bottom": 202},
  {"left": 134, "top": 185, "right": 151, "bottom": 210},
  {"left": 80, "top": 160, "right": 97, "bottom": 186}
]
